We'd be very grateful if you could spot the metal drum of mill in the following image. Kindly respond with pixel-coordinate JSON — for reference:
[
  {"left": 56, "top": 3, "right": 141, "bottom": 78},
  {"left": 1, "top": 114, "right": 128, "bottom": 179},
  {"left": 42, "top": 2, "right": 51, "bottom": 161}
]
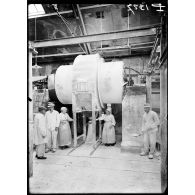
[
  {"left": 48, "top": 73, "right": 58, "bottom": 102},
  {"left": 48, "top": 53, "right": 124, "bottom": 107}
]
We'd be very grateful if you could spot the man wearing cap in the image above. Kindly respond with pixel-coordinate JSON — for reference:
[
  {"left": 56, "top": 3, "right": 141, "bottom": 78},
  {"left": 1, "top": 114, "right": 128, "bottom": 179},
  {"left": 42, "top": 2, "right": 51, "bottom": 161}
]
[
  {"left": 34, "top": 106, "right": 47, "bottom": 159},
  {"left": 45, "top": 102, "right": 60, "bottom": 153},
  {"left": 140, "top": 103, "right": 160, "bottom": 159}
]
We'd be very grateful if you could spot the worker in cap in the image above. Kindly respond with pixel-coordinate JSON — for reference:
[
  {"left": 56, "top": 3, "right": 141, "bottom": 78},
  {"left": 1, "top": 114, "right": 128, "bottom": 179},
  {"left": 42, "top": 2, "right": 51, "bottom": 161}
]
[
  {"left": 98, "top": 108, "right": 116, "bottom": 146},
  {"left": 48, "top": 102, "right": 55, "bottom": 107},
  {"left": 34, "top": 106, "right": 47, "bottom": 159},
  {"left": 106, "top": 104, "right": 112, "bottom": 113},
  {"left": 140, "top": 103, "right": 160, "bottom": 159},
  {"left": 45, "top": 102, "right": 60, "bottom": 153},
  {"left": 58, "top": 107, "right": 73, "bottom": 149},
  {"left": 144, "top": 103, "right": 151, "bottom": 108}
]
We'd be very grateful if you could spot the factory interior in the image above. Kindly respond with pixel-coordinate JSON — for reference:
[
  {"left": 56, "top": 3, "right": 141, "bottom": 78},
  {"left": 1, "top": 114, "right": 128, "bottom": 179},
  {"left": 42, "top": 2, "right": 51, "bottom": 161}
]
[{"left": 28, "top": 3, "right": 167, "bottom": 193}]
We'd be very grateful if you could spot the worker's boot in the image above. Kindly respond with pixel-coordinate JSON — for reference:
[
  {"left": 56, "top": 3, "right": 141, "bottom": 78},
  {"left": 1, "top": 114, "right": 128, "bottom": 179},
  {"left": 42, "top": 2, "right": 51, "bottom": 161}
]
[
  {"left": 37, "top": 156, "right": 47, "bottom": 160},
  {"left": 110, "top": 142, "right": 116, "bottom": 146}
]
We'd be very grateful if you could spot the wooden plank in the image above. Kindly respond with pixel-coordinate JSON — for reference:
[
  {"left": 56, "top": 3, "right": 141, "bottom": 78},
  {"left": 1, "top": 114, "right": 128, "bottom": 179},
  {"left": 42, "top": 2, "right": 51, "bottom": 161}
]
[
  {"left": 76, "top": 134, "right": 85, "bottom": 140},
  {"left": 34, "top": 52, "right": 85, "bottom": 58},
  {"left": 67, "top": 141, "right": 85, "bottom": 155},
  {"left": 33, "top": 27, "right": 156, "bottom": 48},
  {"left": 89, "top": 140, "right": 102, "bottom": 156}
]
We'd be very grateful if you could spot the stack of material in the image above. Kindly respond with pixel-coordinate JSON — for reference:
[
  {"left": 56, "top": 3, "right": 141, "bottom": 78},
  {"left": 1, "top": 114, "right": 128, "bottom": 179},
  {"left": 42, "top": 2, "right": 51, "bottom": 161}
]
[{"left": 33, "top": 89, "right": 49, "bottom": 113}]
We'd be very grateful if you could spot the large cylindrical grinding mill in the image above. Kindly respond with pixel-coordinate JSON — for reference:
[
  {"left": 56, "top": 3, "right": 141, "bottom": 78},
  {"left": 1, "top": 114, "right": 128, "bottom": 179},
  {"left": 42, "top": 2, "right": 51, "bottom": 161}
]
[{"left": 48, "top": 53, "right": 124, "bottom": 109}]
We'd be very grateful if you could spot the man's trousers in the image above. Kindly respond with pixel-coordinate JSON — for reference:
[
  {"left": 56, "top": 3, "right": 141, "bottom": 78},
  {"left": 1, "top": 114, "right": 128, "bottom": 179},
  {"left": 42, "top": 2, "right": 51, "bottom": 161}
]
[
  {"left": 143, "top": 130, "right": 157, "bottom": 154},
  {"left": 46, "top": 130, "right": 57, "bottom": 150},
  {"left": 36, "top": 144, "right": 45, "bottom": 157}
]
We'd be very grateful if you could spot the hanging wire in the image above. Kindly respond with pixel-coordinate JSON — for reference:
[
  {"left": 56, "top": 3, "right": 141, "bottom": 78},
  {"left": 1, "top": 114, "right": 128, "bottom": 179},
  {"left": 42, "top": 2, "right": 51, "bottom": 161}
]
[{"left": 51, "top": 4, "right": 87, "bottom": 54}]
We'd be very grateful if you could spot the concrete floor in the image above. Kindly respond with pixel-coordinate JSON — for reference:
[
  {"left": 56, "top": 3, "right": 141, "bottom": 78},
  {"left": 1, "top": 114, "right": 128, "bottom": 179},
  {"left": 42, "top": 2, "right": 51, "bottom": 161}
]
[{"left": 30, "top": 142, "right": 161, "bottom": 193}]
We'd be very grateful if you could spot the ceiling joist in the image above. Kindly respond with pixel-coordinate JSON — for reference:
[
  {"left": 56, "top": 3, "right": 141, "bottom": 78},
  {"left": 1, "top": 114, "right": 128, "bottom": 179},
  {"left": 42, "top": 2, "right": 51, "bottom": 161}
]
[{"left": 33, "top": 24, "right": 160, "bottom": 48}]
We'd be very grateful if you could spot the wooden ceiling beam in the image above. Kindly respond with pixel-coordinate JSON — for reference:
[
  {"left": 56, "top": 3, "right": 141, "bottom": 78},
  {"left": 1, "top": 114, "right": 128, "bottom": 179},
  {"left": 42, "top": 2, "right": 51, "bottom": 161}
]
[{"left": 33, "top": 24, "right": 159, "bottom": 48}]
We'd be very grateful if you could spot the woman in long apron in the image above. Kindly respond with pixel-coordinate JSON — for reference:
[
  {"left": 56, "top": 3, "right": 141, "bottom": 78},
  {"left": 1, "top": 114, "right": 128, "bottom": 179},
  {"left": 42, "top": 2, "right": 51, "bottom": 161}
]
[
  {"left": 58, "top": 107, "right": 73, "bottom": 149},
  {"left": 100, "top": 109, "right": 116, "bottom": 146}
]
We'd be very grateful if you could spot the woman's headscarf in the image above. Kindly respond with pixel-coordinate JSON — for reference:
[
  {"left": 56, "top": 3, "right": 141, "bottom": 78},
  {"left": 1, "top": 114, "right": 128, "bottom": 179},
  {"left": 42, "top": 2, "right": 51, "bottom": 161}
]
[{"left": 61, "top": 107, "right": 67, "bottom": 112}]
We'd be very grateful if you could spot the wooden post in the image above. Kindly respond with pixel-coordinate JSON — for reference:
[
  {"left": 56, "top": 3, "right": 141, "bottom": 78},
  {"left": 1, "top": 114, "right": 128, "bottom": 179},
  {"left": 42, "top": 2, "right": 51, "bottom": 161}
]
[
  {"left": 128, "top": 65, "right": 131, "bottom": 85},
  {"left": 160, "top": 62, "right": 167, "bottom": 193},
  {"left": 72, "top": 93, "right": 77, "bottom": 147},
  {"left": 83, "top": 113, "right": 86, "bottom": 141},
  {"left": 99, "top": 111, "right": 102, "bottom": 139},
  {"left": 28, "top": 42, "right": 37, "bottom": 177},
  {"left": 160, "top": 13, "right": 168, "bottom": 193},
  {"left": 92, "top": 94, "right": 96, "bottom": 144},
  {"left": 146, "top": 75, "right": 152, "bottom": 103}
]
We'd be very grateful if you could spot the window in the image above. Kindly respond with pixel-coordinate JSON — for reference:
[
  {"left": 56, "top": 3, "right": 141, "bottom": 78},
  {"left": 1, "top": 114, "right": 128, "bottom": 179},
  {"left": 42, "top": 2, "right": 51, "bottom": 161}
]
[
  {"left": 96, "top": 11, "right": 104, "bottom": 19},
  {"left": 28, "top": 4, "right": 45, "bottom": 17}
]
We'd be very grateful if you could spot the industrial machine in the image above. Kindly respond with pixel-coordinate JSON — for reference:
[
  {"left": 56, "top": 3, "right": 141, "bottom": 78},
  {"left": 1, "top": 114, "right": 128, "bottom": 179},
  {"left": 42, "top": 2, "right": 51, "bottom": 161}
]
[
  {"left": 47, "top": 53, "right": 154, "bottom": 154},
  {"left": 48, "top": 53, "right": 124, "bottom": 151}
]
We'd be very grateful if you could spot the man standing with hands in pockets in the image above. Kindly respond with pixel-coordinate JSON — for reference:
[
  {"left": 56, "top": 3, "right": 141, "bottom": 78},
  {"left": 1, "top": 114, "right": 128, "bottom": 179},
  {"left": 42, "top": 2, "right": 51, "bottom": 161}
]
[
  {"left": 45, "top": 102, "right": 60, "bottom": 153},
  {"left": 140, "top": 103, "right": 160, "bottom": 159}
]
